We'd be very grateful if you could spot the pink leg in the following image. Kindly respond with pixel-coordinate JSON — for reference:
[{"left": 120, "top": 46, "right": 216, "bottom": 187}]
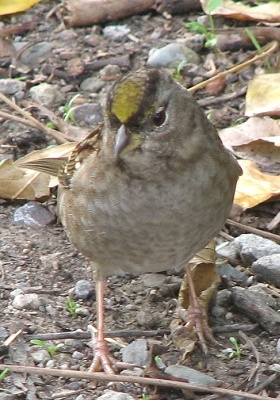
[
  {"left": 89, "top": 273, "right": 116, "bottom": 374},
  {"left": 183, "top": 267, "right": 217, "bottom": 354}
]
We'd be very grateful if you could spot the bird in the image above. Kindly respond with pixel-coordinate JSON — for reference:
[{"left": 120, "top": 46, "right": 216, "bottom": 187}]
[{"left": 21, "top": 68, "right": 242, "bottom": 373}]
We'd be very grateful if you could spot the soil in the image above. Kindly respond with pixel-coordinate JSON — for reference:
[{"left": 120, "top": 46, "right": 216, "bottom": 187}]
[{"left": 0, "top": 1, "right": 279, "bottom": 399}]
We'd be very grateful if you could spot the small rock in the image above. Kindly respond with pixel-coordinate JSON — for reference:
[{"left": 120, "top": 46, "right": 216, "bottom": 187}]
[
  {"left": 97, "top": 390, "right": 135, "bottom": 400},
  {"left": 214, "top": 289, "right": 232, "bottom": 307},
  {"left": 165, "top": 365, "right": 219, "bottom": 387},
  {"left": 147, "top": 43, "right": 200, "bottom": 68},
  {"left": 29, "top": 83, "right": 64, "bottom": 106},
  {"left": 248, "top": 285, "right": 277, "bottom": 308},
  {"left": 276, "top": 339, "right": 280, "bottom": 358},
  {"left": 13, "top": 201, "right": 56, "bottom": 228},
  {"left": 211, "top": 305, "right": 226, "bottom": 318},
  {"left": 72, "top": 351, "right": 84, "bottom": 360},
  {"left": 19, "top": 42, "right": 53, "bottom": 66},
  {"left": 80, "top": 77, "right": 105, "bottom": 92},
  {"left": 136, "top": 309, "right": 160, "bottom": 329},
  {"left": 140, "top": 273, "right": 167, "bottom": 288},
  {"left": 10, "top": 288, "right": 23, "bottom": 298},
  {"left": 75, "top": 279, "right": 94, "bottom": 299},
  {"left": 122, "top": 339, "right": 149, "bottom": 367},
  {"left": 12, "top": 293, "right": 42, "bottom": 310},
  {"left": 0, "top": 78, "right": 26, "bottom": 95},
  {"left": 217, "top": 264, "right": 246, "bottom": 282},
  {"left": 99, "top": 64, "right": 122, "bottom": 81},
  {"left": 103, "top": 25, "right": 130, "bottom": 41},
  {"left": 0, "top": 326, "right": 9, "bottom": 341},
  {"left": 234, "top": 234, "right": 280, "bottom": 265},
  {"left": 251, "top": 254, "right": 280, "bottom": 288},
  {"left": 30, "top": 348, "right": 50, "bottom": 364},
  {"left": 71, "top": 103, "right": 103, "bottom": 126},
  {"left": 216, "top": 241, "right": 238, "bottom": 259},
  {"left": 75, "top": 306, "right": 90, "bottom": 317}
]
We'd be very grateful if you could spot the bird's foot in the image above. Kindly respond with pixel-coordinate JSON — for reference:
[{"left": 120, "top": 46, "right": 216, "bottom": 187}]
[
  {"left": 89, "top": 337, "right": 117, "bottom": 374},
  {"left": 182, "top": 304, "right": 218, "bottom": 355}
]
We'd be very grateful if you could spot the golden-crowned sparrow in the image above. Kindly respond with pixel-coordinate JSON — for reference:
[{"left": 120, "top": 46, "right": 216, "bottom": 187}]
[{"left": 22, "top": 68, "right": 242, "bottom": 373}]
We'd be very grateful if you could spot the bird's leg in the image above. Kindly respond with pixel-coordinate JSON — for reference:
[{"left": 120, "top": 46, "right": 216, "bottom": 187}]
[
  {"left": 183, "top": 266, "right": 217, "bottom": 355},
  {"left": 88, "top": 270, "right": 117, "bottom": 374}
]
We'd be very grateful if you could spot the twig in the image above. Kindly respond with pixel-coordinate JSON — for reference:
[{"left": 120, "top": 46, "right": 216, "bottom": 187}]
[
  {"left": 238, "top": 331, "right": 261, "bottom": 382},
  {"left": 0, "top": 93, "right": 74, "bottom": 144},
  {"left": 226, "top": 219, "right": 280, "bottom": 243},
  {"left": 189, "top": 41, "right": 278, "bottom": 93},
  {"left": 26, "top": 328, "right": 170, "bottom": 341},
  {"left": 0, "top": 363, "right": 275, "bottom": 399}
]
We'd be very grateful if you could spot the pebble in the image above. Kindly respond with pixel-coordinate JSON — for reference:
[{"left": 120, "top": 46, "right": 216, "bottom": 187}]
[
  {"left": 0, "top": 326, "right": 9, "bottom": 341},
  {"left": 276, "top": 339, "right": 280, "bottom": 357},
  {"left": 147, "top": 43, "right": 200, "bottom": 68},
  {"left": 140, "top": 273, "right": 166, "bottom": 288},
  {"left": 216, "top": 241, "right": 238, "bottom": 259},
  {"left": 10, "top": 288, "right": 23, "bottom": 298},
  {"left": 217, "top": 263, "right": 246, "bottom": 282},
  {"left": 29, "top": 82, "right": 64, "bottom": 107},
  {"left": 248, "top": 285, "right": 277, "bottom": 308},
  {"left": 251, "top": 254, "right": 280, "bottom": 287},
  {"left": 80, "top": 77, "right": 105, "bottom": 92},
  {"left": 0, "top": 78, "right": 26, "bottom": 95},
  {"left": 19, "top": 41, "right": 53, "bottom": 66},
  {"left": 99, "top": 64, "right": 122, "bottom": 81},
  {"left": 72, "top": 351, "right": 84, "bottom": 360},
  {"left": 97, "top": 390, "right": 135, "bottom": 400},
  {"left": 165, "top": 364, "right": 219, "bottom": 387},
  {"left": 136, "top": 309, "right": 160, "bottom": 329},
  {"left": 75, "top": 306, "right": 90, "bottom": 317},
  {"left": 234, "top": 234, "right": 280, "bottom": 265},
  {"left": 75, "top": 279, "right": 95, "bottom": 299},
  {"left": 103, "top": 25, "right": 130, "bottom": 41},
  {"left": 12, "top": 293, "right": 42, "bottom": 310},
  {"left": 13, "top": 201, "right": 56, "bottom": 228},
  {"left": 214, "top": 289, "right": 232, "bottom": 307},
  {"left": 121, "top": 339, "right": 149, "bottom": 367},
  {"left": 71, "top": 103, "right": 103, "bottom": 126},
  {"left": 30, "top": 348, "right": 50, "bottom": 364}
]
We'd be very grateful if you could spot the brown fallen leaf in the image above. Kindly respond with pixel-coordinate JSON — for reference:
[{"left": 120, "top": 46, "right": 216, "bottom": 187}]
[
  {"left": 245, "top": 74, "right": 280, "bottom": 117},
  {"left": 234, "top": 159, "right": 280, "bottom": 210},
  {"left": 171, "top": 240, "right": 220, "bottom": 361},
  {"left": 0, "top": 143, "right": 76, "bottom": 200},
  {"left": 201, "top": 0, "right": 280, "bottom": 22}
]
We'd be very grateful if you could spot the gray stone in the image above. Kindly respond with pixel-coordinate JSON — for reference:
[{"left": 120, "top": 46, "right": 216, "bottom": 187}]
[
  {"left": 13, "top": 201, "right": 56, "bottom": 228},
  {"left": 19, "top": 42, "right": 53, "bottom": 66},
  {"left": 234, "top": 234, "right": 280, "bottom": 265},
  {"left": 218, "top": 264, "right": 246, "bottom": 282},
  {"left": 252, "top": 254, "right": 280, "bottom": 287},
  {"left": 103, "top": 25, "right": 130, "bottom": 41},
  {"left": 165, "top": 364, "right": 219, "bottom": 387},
  {"left": 147, "top": 43, "right": 200, "bottom": 68},
  {"left": 0, "top": 78, "right": 26, "bottom": 95},
  {"left": 12, "top": 293, "right": 42, "bottom": 310},
  {"left": 71, "top": 103, "right": 103, "bottom": 126},
  {"left": 248, "top": 285, "right": 277, "bottom": 308},
  {"left": 0, "top": 326, "right": 8, "bottom": 341},
  {"left": 122, "top": 339, "right": 149, "bottom": 367},
  {"left": 80, "top": 77, "right": 104, "bottom": 92},
  {"left": 29, "top": 83, "right": 64, "bottom": 106},
  {"left": 140, "top": 273, "right": 167, "bottom": 288},
  {"left": 75, "top": 279, "right": 94, "bottom": 299},
  {"left": 97, "top": 391, "right": 135, "bottom": 400},
  {"left": 216, "top": 241, "right": 238, "bottom": 259},
  {"left": 30, "top": 348, "right": 50, "bottom": 364}
]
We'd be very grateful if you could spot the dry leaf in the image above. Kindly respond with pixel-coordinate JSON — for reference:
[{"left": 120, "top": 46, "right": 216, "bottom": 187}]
[
  {"left": 234, "top": 159, "right": 280, "bottom": 210},
  {"left": 201, "top": 0, "right": 280, "bottom": 22},
  {"left": 0, "top": 143, "right": 76, "bottom": 200},
  {"left": 245, "top": 74, "right": 280, "bottom": 117},
  {"left": 219, "top": 117, "right": 280, "bottom": 169},
  {"left": 171, "top": 240, "right": 220, "bottom": 360},
  {"left": 0, "top": 0, "right": 43, "bottom": 15}
]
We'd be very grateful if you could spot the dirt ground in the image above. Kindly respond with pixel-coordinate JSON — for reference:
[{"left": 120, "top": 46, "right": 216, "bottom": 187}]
[{"left": 0, "top": 1, "right": 280, "bottom": 399}]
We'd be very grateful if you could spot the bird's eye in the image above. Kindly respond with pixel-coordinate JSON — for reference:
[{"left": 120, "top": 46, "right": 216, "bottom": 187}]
[{"left": 152, "top": 108, "right": 166, "bottom": 127}]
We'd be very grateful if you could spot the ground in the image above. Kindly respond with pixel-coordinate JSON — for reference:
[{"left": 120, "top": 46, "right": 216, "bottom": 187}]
[{"left": 0, "top": 1, "right": 279, "bottom": 399}]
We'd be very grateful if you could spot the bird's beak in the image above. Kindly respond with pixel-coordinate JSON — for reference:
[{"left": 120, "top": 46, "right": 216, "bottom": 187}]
[{"left": 114, "top": 124, "right": 144, "bottom": 158}]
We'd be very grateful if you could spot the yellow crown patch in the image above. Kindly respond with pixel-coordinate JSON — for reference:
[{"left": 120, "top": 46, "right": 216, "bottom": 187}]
[{"left": 111, "top": 79, "right": 144, "bottom": 124}]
